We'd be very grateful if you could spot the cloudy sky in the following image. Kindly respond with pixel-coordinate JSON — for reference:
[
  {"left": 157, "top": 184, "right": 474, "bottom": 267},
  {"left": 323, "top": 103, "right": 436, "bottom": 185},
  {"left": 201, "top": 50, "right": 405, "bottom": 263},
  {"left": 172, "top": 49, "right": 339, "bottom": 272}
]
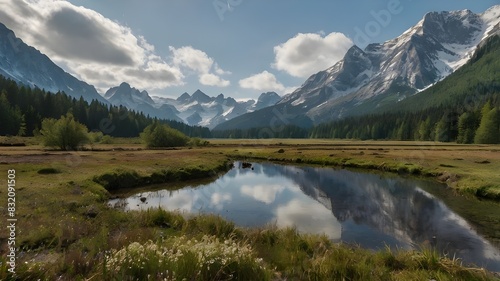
[{"left": 0, "top": 0, "right": 497, "bottom": 100}]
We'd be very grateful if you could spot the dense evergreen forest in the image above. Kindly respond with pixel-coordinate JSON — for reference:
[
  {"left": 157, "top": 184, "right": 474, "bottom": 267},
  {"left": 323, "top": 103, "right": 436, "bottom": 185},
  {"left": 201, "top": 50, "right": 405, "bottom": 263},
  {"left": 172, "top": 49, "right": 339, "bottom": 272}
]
[
  {"left": 309, "top": 100, "right": 499, "bottom": 143},
  {"left": 0, "top": 76, "right": 211, "bottom": 138}
]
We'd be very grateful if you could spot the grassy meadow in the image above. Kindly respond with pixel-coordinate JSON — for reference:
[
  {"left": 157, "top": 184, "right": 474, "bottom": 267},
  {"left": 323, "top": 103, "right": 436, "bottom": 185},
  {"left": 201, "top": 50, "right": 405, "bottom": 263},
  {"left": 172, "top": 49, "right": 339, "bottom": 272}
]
[{"left": 0, "top": 136, "right": 499, "bottom": 280}]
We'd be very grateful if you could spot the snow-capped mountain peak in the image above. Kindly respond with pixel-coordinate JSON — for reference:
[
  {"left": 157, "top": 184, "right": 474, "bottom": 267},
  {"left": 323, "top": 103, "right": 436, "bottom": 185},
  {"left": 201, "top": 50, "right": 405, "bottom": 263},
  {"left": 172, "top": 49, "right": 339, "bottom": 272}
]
[
  {"left": 303, "top": 5, "right": 500, "bottom": 122},
  {"left": 190, "top": 89, "right": 212, "bottom": 104},
  {"left": 176, "top": 92, "right": 191, "bottom": 103},
  {"left": 105, "top": 82, "right": 155, "bottom": 107},
  {"left": 482, "top": 5, "right": 500, "bottom": 26},
  {"left": 104, "top": 86, "right": 281, "bottom": 129},
  {"left": 421, "top": 9, "right": 483, "bottom": 45},
  {"left": 481, "top": 5, "right": 500, "bottom": 39},
  {"left": 255, "top": 92, "right": 281, "bottom": 110},
  {"left": 214, "top": 5, "right": 500, "bottom": 131}
]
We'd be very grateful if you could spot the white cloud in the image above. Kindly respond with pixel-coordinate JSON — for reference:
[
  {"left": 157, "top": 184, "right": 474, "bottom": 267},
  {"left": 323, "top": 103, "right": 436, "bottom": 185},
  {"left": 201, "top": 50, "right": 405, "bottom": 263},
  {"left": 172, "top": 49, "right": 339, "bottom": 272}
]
[
  {"left": 214, "top": 63, "right": 232, "bottom": 75},
  {"left": 200, "top": 73, "right": 230, "bottom": 87},
  {"left": 0, "top": 0, "right": 231, "bottom": 92},
  {"left": 241, "top": 184, "right": 285, "bottom": 204},
  {"left": 170, "top": 46, "right": 231, "bottom": 87},
  {"left": 239, "top": 71, "right": 286, "bottom": 92},
  {"left": 170, "top": 46, "right": 213, "bottom": 74},
  {"left": 0, "top": 0, "right": 184, "bottom": 91},
  {"left": 275, "top": 199, "right": 342, "bottom": 239},
  {"left": 273, "top": 32, "right": 353, "bottom": 78},
  {"left": 210, "top": 193, "right": 231, "bottom": 210}
]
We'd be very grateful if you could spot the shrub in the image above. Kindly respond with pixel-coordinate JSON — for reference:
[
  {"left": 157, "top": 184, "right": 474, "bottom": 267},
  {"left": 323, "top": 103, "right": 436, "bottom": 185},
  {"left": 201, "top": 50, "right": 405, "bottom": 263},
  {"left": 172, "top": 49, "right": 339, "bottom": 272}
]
[
  {"left": 37, "top": 168, "right": 61, "bottom": 174},
  {"left": 39, "top": 113, "right": 90, "bottom": 150},
  {"left": 100, "top": 135, "right": 114, "bottom": 144},
  {"left": 140, "top": 208, "right": 185, "bottom": 229},
  {"left": 188, "top": 137, "right": 210, "bottom": 147},
  {"left": 88, "top": 131, "right": 104, "bottom": 143},
  {"left": 140, "top": 122, "right": 190, "bottom": 148}
]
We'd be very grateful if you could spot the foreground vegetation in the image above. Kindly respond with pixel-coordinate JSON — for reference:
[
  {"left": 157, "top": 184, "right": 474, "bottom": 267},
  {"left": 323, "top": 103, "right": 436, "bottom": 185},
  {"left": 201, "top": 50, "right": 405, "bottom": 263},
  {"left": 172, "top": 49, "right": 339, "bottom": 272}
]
[
  {"left": 0, "top": 137, "right": 499, "bottom": 280},
  {"left": 3, "top": 208, "right": 496, "bottom": 280}
]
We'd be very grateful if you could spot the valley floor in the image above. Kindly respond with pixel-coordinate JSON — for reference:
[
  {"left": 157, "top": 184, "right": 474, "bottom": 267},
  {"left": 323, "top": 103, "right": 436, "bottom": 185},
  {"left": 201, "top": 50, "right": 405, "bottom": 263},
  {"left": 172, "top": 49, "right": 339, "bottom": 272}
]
[{"left": 0, "top": 138, "right": 499, "bottom": 280}]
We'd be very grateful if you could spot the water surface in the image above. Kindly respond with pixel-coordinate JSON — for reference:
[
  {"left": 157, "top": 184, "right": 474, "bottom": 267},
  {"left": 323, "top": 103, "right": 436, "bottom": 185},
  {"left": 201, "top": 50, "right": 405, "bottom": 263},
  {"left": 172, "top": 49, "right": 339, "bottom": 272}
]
[{"left": 109, "top": 162, "right": 500, "bottom": 271}]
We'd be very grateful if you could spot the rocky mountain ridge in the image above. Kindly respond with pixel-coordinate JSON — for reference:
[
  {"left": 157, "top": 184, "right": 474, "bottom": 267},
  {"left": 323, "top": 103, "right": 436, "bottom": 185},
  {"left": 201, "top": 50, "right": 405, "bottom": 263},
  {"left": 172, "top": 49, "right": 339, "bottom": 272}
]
[
  {"left": 105, "top": 83, "right": 281, "bottom": 129},
  {"left": 0, "top": 23, "right": 108, "bottom": 104},
  {"left": 214, "top": 5, "right": 500, "bottom": 130}
]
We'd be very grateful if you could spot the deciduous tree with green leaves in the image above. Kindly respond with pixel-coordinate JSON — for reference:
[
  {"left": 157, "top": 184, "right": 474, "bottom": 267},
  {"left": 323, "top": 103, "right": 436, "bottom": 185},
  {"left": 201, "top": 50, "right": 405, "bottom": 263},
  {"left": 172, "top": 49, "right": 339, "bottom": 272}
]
[{"left": 40, "top": 113, "right": 90, "bottom": 150}]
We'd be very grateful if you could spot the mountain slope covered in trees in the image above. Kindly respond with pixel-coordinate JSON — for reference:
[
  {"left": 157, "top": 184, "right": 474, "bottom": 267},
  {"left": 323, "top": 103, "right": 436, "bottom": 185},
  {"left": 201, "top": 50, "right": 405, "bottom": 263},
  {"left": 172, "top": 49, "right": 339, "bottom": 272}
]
[
  {"left": 312, "top": 35, "right": 500, "bottom": 143},
  {"left": 214, "top": 35, "right": 500, "bottom": 143}
]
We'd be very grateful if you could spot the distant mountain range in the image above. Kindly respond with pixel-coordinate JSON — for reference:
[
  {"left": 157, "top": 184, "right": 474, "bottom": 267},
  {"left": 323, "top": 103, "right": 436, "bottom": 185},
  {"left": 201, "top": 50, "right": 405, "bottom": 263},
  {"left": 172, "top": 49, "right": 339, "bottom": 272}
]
[
  {"left": 1, "top": 5, "right": 499, "bottom": 132},
  {"left": 214, "top": 5, "right": 500, "bottom": 131},
  {"left": 0, "top": 23, "right": 108, "bottom": 104},
  {"left": 104, "top": 83, "right": 281, "bottom": 129}
]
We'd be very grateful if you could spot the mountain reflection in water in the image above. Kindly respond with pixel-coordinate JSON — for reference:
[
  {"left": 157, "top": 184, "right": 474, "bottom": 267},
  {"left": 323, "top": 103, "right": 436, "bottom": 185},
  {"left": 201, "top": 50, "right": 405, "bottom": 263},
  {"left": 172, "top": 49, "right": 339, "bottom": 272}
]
[{"left": 109, "top": 162, "right": 500, "bottom": 271}]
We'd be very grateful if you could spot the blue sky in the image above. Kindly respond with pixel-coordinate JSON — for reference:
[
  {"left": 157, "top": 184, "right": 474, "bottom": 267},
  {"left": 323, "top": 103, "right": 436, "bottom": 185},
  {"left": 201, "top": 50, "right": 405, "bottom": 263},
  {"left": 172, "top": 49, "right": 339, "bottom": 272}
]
[{"left": 0, "top": 0, "right": 497, "bottom": 100}]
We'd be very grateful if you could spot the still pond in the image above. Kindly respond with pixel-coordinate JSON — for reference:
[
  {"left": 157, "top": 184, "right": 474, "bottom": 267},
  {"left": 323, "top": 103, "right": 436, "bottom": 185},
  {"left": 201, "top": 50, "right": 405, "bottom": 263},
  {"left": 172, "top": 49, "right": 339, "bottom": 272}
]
[{"left": 109, "top": 161, "right": 500, "bottom": 271}]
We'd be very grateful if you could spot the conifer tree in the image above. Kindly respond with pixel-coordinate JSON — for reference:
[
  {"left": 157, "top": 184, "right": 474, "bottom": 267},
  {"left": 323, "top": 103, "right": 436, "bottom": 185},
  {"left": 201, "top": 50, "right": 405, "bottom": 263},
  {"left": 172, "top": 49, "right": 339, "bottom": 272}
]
[
  {"left": 457, "top": 112, "right": 479, "bottom": 144},
  {"left": 474, "top": 107, "right": 500, "bottom": 144}
]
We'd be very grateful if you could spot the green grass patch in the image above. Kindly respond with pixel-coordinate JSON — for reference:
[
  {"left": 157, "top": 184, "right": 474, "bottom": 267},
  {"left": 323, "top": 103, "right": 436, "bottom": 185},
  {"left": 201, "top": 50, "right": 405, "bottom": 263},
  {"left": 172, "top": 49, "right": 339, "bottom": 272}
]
[
  {"left": 183, "top": 214, "right": 241, "bottom": 239},
  {"left": 140, "top": 208, "right": 185, "bottom": 229},
  {"left": 93, "top": 169, "right": 143, "bottom": 190},
  {"left": 19, "top": 226, "right": 58, "bottom": 250},
  {"left": 93, "top": 161, "right": 231, "bottom": 191}
]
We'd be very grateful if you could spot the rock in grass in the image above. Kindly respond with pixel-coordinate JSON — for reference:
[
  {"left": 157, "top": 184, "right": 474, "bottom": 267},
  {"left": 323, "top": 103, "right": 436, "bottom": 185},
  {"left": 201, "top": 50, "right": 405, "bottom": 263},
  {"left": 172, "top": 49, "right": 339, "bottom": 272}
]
[{"left": 85, "top": 205, "right": 99, "bottom": 218}]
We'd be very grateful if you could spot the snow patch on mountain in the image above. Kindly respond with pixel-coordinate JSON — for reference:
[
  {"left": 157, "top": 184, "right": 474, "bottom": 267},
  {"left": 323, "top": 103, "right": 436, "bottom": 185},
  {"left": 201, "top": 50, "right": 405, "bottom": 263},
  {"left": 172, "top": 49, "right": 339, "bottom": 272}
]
[{"left": 104, "top": 85, "right": 281, "bottom": 129}]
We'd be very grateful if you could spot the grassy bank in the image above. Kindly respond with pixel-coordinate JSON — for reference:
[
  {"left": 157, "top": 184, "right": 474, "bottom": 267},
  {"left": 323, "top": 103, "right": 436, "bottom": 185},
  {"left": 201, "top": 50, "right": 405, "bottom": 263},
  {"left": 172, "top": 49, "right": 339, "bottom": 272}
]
[
  {"left": 0, "top": 137, "right": 499, "bottom": 280},
  {"left": 210, "top": 139, "right": 500, "bottom": 201}
]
